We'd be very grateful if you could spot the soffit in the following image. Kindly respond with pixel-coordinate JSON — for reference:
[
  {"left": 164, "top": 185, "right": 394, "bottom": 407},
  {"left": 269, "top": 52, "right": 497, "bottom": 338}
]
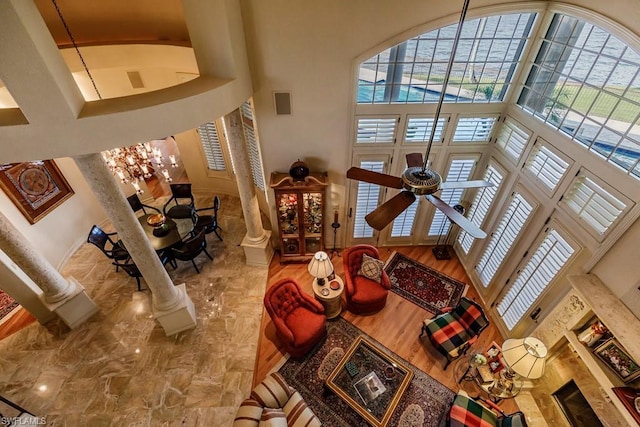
[{"left": 33, "top": 0, "right": 190, "bottom": 48}]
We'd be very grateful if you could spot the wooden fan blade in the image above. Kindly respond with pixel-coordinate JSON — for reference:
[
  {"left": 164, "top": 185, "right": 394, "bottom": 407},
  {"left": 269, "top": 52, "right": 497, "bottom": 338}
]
[
  {"left": 346, "top": 167, "right": 403, "bottom": 189},
  {"left": 425, "top": 194, "right": 486, "bottom": 239},
  {"left": 440, "top": 180, "right": 494, "bottom": 190},
  {"left": 365, "top": 191, "right": 416, "bottom": 231},
  {"left": 406, "top": 153, "right": 424, "bottom": 168}
]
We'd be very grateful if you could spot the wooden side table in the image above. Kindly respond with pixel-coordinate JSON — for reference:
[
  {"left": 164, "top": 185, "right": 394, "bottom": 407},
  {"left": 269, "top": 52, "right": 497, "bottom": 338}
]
[{"left": 312, "top": 276, "right": 344, "bottom": 319}]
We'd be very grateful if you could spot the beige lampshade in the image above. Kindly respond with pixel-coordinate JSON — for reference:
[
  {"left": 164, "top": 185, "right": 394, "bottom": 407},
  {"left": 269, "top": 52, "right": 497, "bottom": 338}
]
[
  {"left": 307, "top": 251, "right": 333, "bottom": 284},
  {"left": 501, "top": 337, "right": 548, "bottom": 379}
]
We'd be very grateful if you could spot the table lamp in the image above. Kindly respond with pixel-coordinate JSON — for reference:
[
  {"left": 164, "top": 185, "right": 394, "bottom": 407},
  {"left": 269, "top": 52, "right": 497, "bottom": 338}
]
[
  {"left": 501, "top": 336, "right": 548, "bottom": 379},
  {"left": 308, "top": 251, "right": 333, "bottom": 286}
]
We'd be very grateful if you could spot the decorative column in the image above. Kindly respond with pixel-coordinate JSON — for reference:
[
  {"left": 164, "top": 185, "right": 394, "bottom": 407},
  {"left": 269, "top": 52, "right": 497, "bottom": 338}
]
[
  {"left": 0, "top": 211, "right": 98, "bottom": 329},
  {"left": 223, "top": 108, "right": 274, "bottom": 267},
  {"left": 73, "top": 152, "right": 196, "bottom": 335}
]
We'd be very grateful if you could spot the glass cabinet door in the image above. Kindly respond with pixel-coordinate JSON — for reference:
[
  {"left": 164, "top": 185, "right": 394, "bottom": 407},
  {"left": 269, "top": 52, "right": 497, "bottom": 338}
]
[
  {"left": 303, "top": 192, "right": 323, "bottom": 254},
  {"left": 278, "top": 193, "right": 299, "bottom": 235}
]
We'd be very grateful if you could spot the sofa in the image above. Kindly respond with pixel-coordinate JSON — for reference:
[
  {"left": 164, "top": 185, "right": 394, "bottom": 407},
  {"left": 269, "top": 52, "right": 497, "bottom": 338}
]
[{"left": 233, "top": 372, "right": 321, "bottom": 427}]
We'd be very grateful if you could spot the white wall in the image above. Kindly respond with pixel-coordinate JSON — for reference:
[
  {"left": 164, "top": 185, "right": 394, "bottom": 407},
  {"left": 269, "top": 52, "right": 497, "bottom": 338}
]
[
  {"left": 241, "top": 0, "right": 640, "bottom": 312},
  {"left": 0, "top": 157, "right": 107, "bottom": 269}
]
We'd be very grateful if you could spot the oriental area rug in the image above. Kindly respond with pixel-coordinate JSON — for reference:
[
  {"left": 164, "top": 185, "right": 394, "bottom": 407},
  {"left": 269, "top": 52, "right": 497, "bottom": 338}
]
[
  {"left": 0, "top": 290, "right": 18, "bottom": 323},
  {"left": 384, "top": 252, "right": 468, "bottom": 314},
  {"left": 277, "top": 319, "right": 454, "bottom": 427}
]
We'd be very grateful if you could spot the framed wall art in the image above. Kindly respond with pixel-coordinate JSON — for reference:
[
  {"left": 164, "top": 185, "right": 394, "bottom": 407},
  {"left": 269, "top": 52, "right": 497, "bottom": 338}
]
[
  {"left": 0, "top": 160, "right": 74, "bottom": 224},
  {"left": 594, "top": 338, "right": 640, "bottom": 383}
]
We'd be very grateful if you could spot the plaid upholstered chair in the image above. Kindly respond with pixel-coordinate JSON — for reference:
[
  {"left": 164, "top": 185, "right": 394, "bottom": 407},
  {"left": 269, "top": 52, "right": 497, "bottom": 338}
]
[
  {"left": 420, "top": 297, "right": 489, "bottom": 370},
  {"left": 448, "top": 391, "right": 528, "bottom": 427}
]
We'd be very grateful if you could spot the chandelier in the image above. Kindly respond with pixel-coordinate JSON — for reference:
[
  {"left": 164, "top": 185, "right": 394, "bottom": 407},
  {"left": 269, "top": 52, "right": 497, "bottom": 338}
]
[{"left": 101, "top": 138, "right": 178, "bottom": 194}]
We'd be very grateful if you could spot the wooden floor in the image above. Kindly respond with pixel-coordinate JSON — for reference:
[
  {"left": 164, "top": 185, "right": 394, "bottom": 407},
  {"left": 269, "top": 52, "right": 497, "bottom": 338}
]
[
  {"left": 0, "top": 308, "right": 35, "bottom": 341},
  {"left": 256, "top": 245, "right": 520, "bottom": 414}
]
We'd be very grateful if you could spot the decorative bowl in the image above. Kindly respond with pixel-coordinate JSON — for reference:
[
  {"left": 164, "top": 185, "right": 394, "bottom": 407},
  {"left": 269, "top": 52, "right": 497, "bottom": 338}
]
[
  {"left": 147, "top": 214, "right": 166, "bottom": 228},
  {"left": 330, "top": 280, "right": 340, "bottom": 290}
]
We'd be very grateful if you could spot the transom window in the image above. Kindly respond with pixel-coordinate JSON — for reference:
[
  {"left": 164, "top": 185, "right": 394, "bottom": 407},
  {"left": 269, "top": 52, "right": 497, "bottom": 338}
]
[
  {"left": 518, "top": 13, "right": 640, "bottom": 178},
  {"left": 357, "top": 12, "right": 537, "bottom": 104}
]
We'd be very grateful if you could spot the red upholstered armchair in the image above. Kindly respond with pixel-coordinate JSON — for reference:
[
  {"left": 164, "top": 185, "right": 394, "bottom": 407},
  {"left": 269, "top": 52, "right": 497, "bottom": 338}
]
[
  {"left": 343, "top": 245, "right": 391, "bottom": 315},
  {"left": 264, "top": 278, "right": 327, "bottom": 358}
]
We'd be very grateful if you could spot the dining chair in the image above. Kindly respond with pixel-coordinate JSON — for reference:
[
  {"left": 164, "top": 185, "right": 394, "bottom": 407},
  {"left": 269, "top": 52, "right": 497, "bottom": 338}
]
[
  {"left": 113, "top": 252, "right": 174, "bottom": 291},
  {"left": 195, "top": 195, "right": 223, "bottom": 240},
  {"left": 127, "top": 193, "right": 161, "bottom": 216},
  {"left": 162, "top": 183, "right": 195, "bottom": 220},
  {"left": 87, "top": 225, "right": 129, "bottom": 271},
  {"left": 169, "top": 228, "right": 213, "bottom": 273}
]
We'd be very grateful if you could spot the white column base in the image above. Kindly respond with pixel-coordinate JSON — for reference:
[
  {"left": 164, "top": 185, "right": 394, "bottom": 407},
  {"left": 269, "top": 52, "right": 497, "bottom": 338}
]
[
  {"left": 43, "top": 277, "right": 99, "bottom": 329},
  {"left": 241, "top": 230, "right": 274, "bottom": 267},
  {"left": 153, "top": 284, "right": 197, "bottom": 336}
]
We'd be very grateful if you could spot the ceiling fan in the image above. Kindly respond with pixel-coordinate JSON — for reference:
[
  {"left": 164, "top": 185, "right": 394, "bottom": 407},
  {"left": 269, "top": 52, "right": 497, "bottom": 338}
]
[{"left": 346, "top": 0, "right": 493, "bottom": 239}]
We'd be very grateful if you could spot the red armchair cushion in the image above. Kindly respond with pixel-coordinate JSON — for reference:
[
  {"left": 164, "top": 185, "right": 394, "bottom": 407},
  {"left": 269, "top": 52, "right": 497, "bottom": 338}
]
[
  {"left": 343, "top": 245, "right": 390, "bottom": 314},
  {"left": 264, "top": 278, "right": 326, "bottom": 358}
]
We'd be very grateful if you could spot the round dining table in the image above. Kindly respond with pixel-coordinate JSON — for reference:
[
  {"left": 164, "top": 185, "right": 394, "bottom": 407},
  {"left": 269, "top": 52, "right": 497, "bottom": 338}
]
[{"left": 137, "top": 214, "right": 194, "bottom": 251}]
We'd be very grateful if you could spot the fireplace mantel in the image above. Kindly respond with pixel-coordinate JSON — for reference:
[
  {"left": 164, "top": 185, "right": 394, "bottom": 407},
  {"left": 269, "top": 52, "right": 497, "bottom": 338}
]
[{"left": 568, "top": 274, "right": 640, "bottom": 364}]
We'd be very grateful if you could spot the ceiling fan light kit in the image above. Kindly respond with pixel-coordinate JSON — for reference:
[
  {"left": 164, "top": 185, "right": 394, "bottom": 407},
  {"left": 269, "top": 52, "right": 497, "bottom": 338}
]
[{"left": 346, "top": 0, "right": 493, "bottom": 240}]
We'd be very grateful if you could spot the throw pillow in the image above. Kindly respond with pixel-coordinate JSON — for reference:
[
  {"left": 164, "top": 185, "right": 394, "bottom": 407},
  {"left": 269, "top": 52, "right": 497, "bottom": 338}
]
[
  {"left": 356, "top": 253, "right": 385, "bottom": 283},
  {"left": 259, "top": 408, "right": 287, "bottom": 427}
]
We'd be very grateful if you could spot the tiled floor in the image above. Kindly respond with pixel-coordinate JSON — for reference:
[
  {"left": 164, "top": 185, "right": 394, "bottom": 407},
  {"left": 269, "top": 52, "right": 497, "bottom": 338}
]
[{"left": 0, "top": 194, "right": 267, "bottom": 426}]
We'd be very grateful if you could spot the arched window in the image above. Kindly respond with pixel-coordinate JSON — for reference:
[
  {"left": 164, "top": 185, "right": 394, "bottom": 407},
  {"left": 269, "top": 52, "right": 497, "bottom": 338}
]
[
  {"left": 518, "top": 13, "right": 640, "bottom": 178},
  {"left": 357, "top": 12, "right": 537, "bottom": 104}
]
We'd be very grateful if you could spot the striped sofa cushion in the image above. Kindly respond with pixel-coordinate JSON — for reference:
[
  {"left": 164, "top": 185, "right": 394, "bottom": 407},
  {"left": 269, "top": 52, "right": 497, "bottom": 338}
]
[
  {"left": 250, "top": 372, "right": 293, "bottom": 409},
  {"left": 233, "top": 399, "right": 263, "bottom": 427},
  {"left": 283, "top": 391, "right": 321, "bottom": 427},
  {"left": 259, "top": 408, "right": 287, "bottom": 427}
]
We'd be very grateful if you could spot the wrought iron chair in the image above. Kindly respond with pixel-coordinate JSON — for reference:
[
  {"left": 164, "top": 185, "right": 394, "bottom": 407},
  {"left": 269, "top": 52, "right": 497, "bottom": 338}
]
[
  {"left": 195, "top": 195, "right": 223, "bottom": 240},
  {"left": 169, "top": 228, "right": 212, "bottom": 273},
  {"left": 113, "top": 252, "right": 174, "bottom": 291},
  {"left": 87, "top": 225, "right": 129, "bottom": 271},
  {"left": 162, "top": 183, "right": 195, "bottom": 220},
  {"left": 127, "top": 193, "right": 161, "bottom": 216}
]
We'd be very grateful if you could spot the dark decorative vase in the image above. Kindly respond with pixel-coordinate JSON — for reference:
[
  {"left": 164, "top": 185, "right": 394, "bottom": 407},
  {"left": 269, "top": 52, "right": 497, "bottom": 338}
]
[{"left": 289, "top": 160, "right": 310, "bottom": 181}]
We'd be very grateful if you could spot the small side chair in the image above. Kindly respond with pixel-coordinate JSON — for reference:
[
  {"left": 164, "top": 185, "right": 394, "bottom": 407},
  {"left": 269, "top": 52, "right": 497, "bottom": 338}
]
[
  {"left": 263, "top": 278, "right": 327, "bottom": 358},
  {"left": 127, "top": 193, "right": 161, "bottom": 216},
  {"left": 169, "top": 228, "right": 212, "bottom": 273},
  {"left": 195, "top": 195, "right": 223, "bottom": 240},
  {"left": 420, "top": 297, "right": 489, "bottom": 370},
  {"left": 87, "top": 225, "right": 129, "bottom": 271},
  {"left": 163, "top": 183, "right": 195, "bottom": 220}
]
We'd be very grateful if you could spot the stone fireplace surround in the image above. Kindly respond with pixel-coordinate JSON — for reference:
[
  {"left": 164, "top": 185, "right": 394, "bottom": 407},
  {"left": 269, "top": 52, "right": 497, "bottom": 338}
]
[{"left": 516, "top": 274, "right": 640, "bottom": 426}]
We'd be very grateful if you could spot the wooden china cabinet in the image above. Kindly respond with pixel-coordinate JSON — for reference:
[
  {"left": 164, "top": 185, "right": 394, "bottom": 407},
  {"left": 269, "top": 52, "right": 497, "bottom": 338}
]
[{"left": 270, "top": 171, "right": 328, "bottom": 263}]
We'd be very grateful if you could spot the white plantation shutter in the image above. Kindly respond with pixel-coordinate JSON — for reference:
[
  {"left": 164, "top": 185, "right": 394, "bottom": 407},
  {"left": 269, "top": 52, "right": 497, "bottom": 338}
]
[
  {"left": 356, "top": 117, "right": 398, "bottom": 143},
  {"left": 476, "top": 193, "right": 534, "bottom": 286},
  {"left": 453, "top": 116, "right": 498, "bottom": 142},
  {"left": 241, "top": 100, "right": 266, "bottom": 190},
  {"left": 428, "top": 158, "right": 476, "bottom": 236},
  {"left": 391, "top": 200, "right": 419, "bottom": 237},
  {"left": 524, "top": 140, "right": 570, "bottom": 193},
  {"left": 497, "top": 228, "right": 576, "bottom": 330},
  {"left": 562, "top": 173, "right": 629, "bottom": 237},
  {"left": 495, "top": 118, "right": 531, "bottom": 162},
  {"left": 353, "top": 160, "right": 385, "bottom": 238},
  {"left": 458, "top": 163, "right": 504, "bottom": 253},
  {"left": 405, "top": 116, "right": 447, "bottom": 143},
  {"left": 197, "top": 122, "right": 226, "bottom": 171}
]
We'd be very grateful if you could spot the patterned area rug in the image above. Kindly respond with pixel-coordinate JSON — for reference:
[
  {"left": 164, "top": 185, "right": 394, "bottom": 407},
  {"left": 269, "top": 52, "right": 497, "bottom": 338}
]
[
  {"left": 0, "top": 290, "right": 18, "bottom": 323},
  {"left": 278, "top": 319, "right": 454, "bottom": 426},
  {"left": 385, "top": 252, "right": 468, "bottom": 314}
]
